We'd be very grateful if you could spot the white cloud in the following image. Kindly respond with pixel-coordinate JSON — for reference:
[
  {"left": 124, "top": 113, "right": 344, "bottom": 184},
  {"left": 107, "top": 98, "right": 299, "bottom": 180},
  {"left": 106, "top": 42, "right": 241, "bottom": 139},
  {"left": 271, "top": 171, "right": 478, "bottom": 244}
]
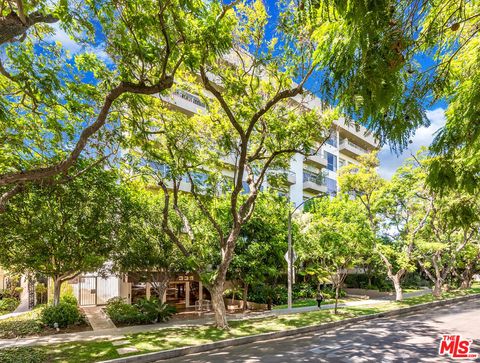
[
  {"left": 378, "top": 108, "right": 446, "bottom": 179},
  {"left": 44, "top": 24, "right": 112, "bottom": 64}
]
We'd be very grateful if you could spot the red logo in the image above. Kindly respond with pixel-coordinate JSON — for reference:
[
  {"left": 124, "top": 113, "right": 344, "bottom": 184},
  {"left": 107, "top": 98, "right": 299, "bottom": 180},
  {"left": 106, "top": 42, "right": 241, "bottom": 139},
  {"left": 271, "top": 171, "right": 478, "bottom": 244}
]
[{"left": 439, "top": 335, "right": 478, "bottom": 359}]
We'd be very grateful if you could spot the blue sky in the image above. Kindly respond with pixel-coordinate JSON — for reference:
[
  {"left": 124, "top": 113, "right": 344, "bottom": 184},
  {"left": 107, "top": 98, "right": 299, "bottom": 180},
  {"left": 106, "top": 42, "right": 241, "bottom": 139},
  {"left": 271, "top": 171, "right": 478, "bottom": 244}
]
[{"left": 377, "top": 108, "right": 445, "bottom": 179}]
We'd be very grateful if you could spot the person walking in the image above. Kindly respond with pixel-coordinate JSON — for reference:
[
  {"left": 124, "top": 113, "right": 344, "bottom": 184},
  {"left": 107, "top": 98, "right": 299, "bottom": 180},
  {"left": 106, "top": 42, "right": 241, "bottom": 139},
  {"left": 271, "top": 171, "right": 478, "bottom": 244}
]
[{"left": 316, "top": 291, "right": 324, "bottom": 309}]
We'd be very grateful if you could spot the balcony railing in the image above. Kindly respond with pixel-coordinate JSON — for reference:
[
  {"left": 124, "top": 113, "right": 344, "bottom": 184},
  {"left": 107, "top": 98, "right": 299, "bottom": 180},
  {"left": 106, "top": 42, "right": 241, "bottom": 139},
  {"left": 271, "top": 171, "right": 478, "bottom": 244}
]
[
  {"left": 269, "top": 169, "right": 296, "bottom": 185},
  {"left": 339, "top": 138, "right": 368, "bottom": 156},
  {"left": 303, "top": 171, "right": 324, "bottom": 185},
  {"left": 173, "top": 90, "right": 206, "bottom": 108}
]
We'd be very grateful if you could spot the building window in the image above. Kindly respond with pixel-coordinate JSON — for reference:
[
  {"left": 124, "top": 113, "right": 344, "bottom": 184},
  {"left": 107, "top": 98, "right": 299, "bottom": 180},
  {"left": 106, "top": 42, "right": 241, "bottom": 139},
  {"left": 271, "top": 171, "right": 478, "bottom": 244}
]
[
  {"left": 339, "top": 158, "right": 346, "bottom": 168},
  {"left": 242, "top": 181, "right": 250, "bottom": 194},
  {"left": 326, "top": 131, "right": 337, "bottom": 148},
  {"left": 325, "top": 177, "right": 337, "bottom": 196},
  {"left": 323, "top": 151, "right": 337, "bottom": 172}
]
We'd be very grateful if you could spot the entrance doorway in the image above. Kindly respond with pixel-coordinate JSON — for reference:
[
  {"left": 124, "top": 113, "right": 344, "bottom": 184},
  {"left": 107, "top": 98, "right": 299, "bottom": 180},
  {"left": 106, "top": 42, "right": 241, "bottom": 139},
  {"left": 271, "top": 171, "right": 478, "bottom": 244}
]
[{"left": 79, "top": 276, "right": 97, "bottom": 306}]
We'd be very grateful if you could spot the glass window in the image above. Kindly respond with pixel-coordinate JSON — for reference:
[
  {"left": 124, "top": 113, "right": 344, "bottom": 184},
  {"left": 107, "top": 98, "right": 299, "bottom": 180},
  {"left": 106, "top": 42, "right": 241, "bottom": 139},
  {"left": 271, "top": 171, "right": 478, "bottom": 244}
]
[
  {"left": 339, "top": 158, "right": 346, "bottom": 168},
  {"left": 325, "top": 177, "right": 337, "bottom": 196},
  {"left": 326, "top": 131, "right": 337, "bottom": 147},
  {"left": 323, "top": 151, "right": 337, "bottom": 172}
]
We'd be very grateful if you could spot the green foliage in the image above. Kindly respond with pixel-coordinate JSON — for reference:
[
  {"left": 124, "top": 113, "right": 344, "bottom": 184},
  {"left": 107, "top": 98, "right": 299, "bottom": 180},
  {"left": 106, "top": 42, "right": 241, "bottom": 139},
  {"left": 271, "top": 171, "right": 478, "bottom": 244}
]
[
  {"left": 105, "top": 297, "right": 175, "bottom": 325},
  {"left": 112, "top": 183, "right": 187, "bottom": 277},
  {"left": 105, "top": 298, "right": 146, "bottom": 325},
  {"left": 136, "top": 298, "right": 176, "bottom": 323},
  {"left": 0, "top": 347, "right": 46, "bottom": 363},
  {"left": 293, "top": 283, "right": 316, "bottom": 300},
  {"left": 0, "top": 297, "right": 19, "bottom": 313},
  {"left": 41, "top": 302, "right": 82, "bottom": 328},
  {"left": 247, "top": 284, "right": 287, "bottom": 305},
  {"left": 0, "top": 309, "right": 44, "bottom": 338},
  {"left": 60, "top": 294, "right": 78, "bottom": 306},
  {"left": 0, "top": 165, "right": 120, "bottom": 298}
]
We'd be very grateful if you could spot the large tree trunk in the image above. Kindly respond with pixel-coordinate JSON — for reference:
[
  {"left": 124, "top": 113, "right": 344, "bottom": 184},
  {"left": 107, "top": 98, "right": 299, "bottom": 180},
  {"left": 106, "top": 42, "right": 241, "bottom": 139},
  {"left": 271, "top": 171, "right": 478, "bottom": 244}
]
[
  {"left": 432, "top": 279, "right": 443, "bottom": 298},
  {"left": 52, "top": 278, "right": 63, "bottom": 306},
  {"left": 210, "top": 284, "right": 228, "bottom": 329},
  {"left": 460, "top": 266, "right": 473, "bottom": 289},
  {"left": 151, "top": 274, "right": 170, "bottom": 302},
  {"left": 391, "top": 274, "right": 403, "bottom": 301}
]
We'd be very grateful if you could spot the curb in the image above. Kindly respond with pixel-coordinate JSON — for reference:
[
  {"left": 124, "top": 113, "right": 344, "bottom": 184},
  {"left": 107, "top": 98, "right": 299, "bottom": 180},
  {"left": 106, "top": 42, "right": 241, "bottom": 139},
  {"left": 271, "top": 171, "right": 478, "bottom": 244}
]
[{"left": 100, "top": 293, "right": 480, "bottom": 363}]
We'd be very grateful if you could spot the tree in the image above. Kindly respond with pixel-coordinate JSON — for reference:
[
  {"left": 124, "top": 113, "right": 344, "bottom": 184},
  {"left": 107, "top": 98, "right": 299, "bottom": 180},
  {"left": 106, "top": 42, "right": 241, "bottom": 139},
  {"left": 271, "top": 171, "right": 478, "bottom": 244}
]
[
  {"left": 0, "top": 0, "right": 234, "bottom": 209},
  {"left": 374, "top": 156, "right": 432, "bottom": 300},
  {"left": 228, "top": 191, "right": 290, "bottom": 310},
  {"left": 298, "top": 196, "right": 373, "bottom": 313},
  {"left": 124, "top": 0, "right": 333, "bottom": 329},
  {"left": 416, "top": 191, "right": 479, "bottom": 297},
  {"left": 454, "top": 242, "right": 480, "bottom": 290},
  {"left": 112, "top": 184, "right": 187, "bottom": 300},
  {"left": 339, "top": 152, "right": 430, "bottom": 301},
  {"left": 0, "top": 164, "right": 119, "bottom": 305}
]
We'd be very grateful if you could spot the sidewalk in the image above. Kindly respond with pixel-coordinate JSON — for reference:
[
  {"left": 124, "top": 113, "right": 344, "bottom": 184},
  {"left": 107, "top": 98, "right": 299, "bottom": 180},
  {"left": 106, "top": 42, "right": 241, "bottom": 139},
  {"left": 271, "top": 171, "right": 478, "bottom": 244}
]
[{"left": 0, "top": 289, "right": 430, "bottom": 349}]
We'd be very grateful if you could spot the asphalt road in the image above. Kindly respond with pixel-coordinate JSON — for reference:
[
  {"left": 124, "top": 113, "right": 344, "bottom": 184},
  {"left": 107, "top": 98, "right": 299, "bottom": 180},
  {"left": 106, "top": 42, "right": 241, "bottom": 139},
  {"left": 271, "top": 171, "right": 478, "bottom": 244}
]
[{"left": 161, "top": 299, "right": 480, "bottom": 363}]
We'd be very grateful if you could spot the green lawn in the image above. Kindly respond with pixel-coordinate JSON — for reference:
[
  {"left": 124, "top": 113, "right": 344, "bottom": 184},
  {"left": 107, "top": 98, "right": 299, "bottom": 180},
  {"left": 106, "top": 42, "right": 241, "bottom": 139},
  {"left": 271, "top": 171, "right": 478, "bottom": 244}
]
[
  {"left": 2, "top": 284, "right": 478, "bottom": 363},
  {"left": 272, "top": 298, "right": 350, "bottom": 309}
]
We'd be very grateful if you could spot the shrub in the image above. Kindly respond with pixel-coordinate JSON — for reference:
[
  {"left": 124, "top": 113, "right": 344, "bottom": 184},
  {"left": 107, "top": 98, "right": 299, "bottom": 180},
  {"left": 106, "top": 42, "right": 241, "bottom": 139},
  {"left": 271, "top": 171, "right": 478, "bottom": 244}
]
[
  {"left": 0, "top": 297, "right": 19, "bottom": 313},
  {"left": 0, "top": 347, "right": 46, "bottom": 363},
  {"left": 105, "top": 297, "right": 147, "bottom": 325},
  {"left": 322, "top": 286, "right": 347, "bottom": 299},
  {"left": 293, "top": 283, "right": 316, "bottom": 300},
  {"left": 41, "top": 302, "right": 82, "bottom": 328},
  {"left": 247, "top": 284, "right": 287, "bottom": 305},
  {"left": 136, "top": 298, "right": 176, "bottom": 323},
  {"left": 0, "top": 309, "right": 44, "bottom": 338},
  {"left": 60, "top": 294, "right": 78, "bottom": 306}
]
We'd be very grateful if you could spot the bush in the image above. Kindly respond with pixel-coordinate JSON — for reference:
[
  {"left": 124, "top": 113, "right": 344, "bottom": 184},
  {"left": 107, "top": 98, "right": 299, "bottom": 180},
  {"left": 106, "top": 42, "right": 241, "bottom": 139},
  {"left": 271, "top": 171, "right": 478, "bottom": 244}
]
[
  {"left": 0, "top": 347, "right": 46, "bottom": 363},
  {"left": 293, "top": 283, "right": 316, "bottom": 300},
  {"left": 136, "top": 298, "right": 176, "bottom": 323},
  {"left": 105, "top": 297, "right": 177, "bottom": 325},
  {"left": 41, "top": 302, "right": 82, "bottom": 328},
  {"left": 0, "top": 297, "right": 19, "bottom": 313},
  {"left": 247, "top": 284, "right": 287, "bottom": 305},
  {"left": 105, "top": 297, "right": 147, "bottom": 325},
  {"left": 321, "top": 286, "right": 347, "bottom": 299},
  {"left": 60, "top": 294, "right": 78, "bottom": 306},
  {"left": 0, "top": 309, "right": 44, "bottom": 338}
]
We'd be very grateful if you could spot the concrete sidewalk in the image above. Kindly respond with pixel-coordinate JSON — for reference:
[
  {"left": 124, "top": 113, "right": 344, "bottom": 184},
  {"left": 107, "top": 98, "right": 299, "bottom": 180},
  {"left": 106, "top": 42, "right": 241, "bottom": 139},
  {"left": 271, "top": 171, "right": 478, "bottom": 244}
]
[{"left": 0, "top": 289, "right": 430, "bottom": 349}]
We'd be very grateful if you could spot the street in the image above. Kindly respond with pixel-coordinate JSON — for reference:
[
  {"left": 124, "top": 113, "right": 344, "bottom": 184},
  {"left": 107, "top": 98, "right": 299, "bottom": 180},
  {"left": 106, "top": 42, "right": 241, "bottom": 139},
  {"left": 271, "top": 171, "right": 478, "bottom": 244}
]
[{"left": 162, "top": 299, "right": 480, "bottom": 362}]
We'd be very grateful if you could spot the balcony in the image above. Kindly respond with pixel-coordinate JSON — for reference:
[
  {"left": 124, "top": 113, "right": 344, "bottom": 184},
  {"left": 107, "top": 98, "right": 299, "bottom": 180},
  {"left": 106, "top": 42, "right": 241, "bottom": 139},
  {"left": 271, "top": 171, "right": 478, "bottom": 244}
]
[
  {"left": 161, "top": 90, "right": 206, "bottom": 115},
  {"left": 305, "top": 153, "right": 328, "bottom": 168},
  {"left": 339, "top": 138, "right": 368, "bottom": 158},
  {"left": 220, "top": 153, "right": 237, "bottom": 167},
  {"left": 303, "top": 171, "right": 327, "bottom": 194},
  {"left": 268, "top": 169, "right": 296, "bottom": 186}
]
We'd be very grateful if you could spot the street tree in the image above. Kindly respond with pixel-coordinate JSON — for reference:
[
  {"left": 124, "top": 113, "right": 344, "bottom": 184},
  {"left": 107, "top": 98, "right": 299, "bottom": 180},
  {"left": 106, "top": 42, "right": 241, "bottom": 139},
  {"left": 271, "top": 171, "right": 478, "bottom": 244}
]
[
  {"left": 416, "top": 191, "right": 480, "bottom": 297},
  {"left": 339, "top": 152, "right": 430, "bottom": 301},
  {"left": 374, "top": 156, "right": 432, "bottom": 300},
  {"left": 298, "top": 196, "right": 373, "bottom": 313},
  {"left": 0, "top": 164, "right": 119, "bottom": 305},
  {"left": 454, "top": 242, "right": 480, "bottom": 290},
  {"left": 124, "top": 0, "right": 334, "bottom": 329},
  {"left": 229, "top": 191, "right": 290, "bottom": 310}
]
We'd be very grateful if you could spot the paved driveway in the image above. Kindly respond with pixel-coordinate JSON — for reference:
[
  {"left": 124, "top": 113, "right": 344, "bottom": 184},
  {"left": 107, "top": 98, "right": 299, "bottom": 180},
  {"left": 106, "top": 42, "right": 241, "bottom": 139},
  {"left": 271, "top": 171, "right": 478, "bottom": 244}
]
[{"left": 162, "top": 298, "right": 480, "bottom": 362}]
